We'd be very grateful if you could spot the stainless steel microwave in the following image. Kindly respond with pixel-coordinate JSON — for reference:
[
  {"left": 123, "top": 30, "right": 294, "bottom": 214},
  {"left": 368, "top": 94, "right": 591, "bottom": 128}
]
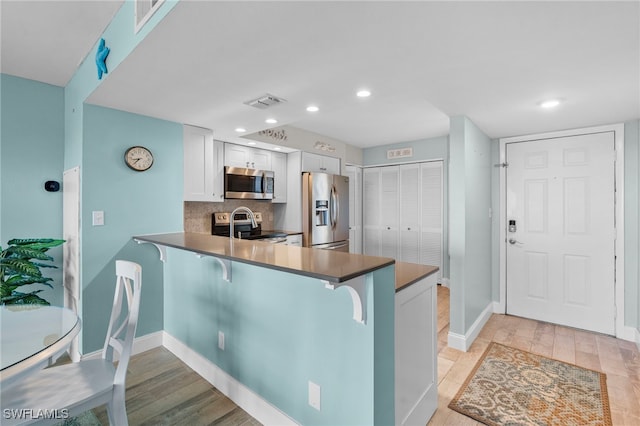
[{"left": 224, "top": 166, "right": 274, "bottom": 200}]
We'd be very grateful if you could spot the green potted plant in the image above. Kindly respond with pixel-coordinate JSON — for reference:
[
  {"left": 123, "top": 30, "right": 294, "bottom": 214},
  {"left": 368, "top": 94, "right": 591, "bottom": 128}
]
[{"left": 0, "top": 238, "right": 65, "bottom": 305}]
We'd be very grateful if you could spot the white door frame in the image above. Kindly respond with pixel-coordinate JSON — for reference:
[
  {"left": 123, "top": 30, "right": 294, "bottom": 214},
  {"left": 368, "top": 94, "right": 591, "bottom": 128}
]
[{"left": 498, "top": 123, "right": 632, "bottom": 341}]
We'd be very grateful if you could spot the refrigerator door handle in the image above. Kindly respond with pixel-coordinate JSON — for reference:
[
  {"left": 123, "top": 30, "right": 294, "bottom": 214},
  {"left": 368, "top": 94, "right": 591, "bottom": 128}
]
[{"left": 330, "top": 185, "right": 339, "bottom": 229}]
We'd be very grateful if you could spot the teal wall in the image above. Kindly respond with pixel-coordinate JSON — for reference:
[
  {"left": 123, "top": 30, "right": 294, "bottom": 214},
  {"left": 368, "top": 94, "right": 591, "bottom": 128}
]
[
  {"left": 58, "top": 0, "right": 180, "bottom": 352},
  {"left": 80, "top": 104, "right": 183, "bottom": 352},
  {"left": 449, "top": 116, "right": 492, "bottom": 335},
  {"left": 161, "top": 247, "right": 395, "bottom": 425},
  {"left": 64, "top": 0, "right": 179, "bottom": 169},
  {"left": 624, "top": 120, "right": 640, "bottom": 333},
  {"left": 363, "top": 136, "right": 450, "bottom": 278},
  {"left": 0, "top": 75, "right": 65, "bottom": 306}
]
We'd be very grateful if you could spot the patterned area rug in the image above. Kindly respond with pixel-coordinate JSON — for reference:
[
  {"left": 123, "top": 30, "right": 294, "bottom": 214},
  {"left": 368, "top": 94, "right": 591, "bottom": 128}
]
[{"left": 449, "top": 342, "right": 612, "bottom": 426}]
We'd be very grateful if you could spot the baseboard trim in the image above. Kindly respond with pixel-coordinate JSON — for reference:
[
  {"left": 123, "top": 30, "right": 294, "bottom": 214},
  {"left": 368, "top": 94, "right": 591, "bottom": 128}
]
[
  {"left": 617, "top": 325, "right": 637, "bottom": 343},
  {"left": 492, "top": 301, "right": 503, "bottom": 314},
  {"left": 636, "top": 328, "right": 640, "bottom": 351},
  {"left": 81, "top": 330, "right": 164, "bottom": 361},
  {"left": 162, "top": 332, "right": 298, "bottom": 426},
  {"left": 447, "top": 302, "right": 493, "bottom": 352},
  {"left": 439, "top": 278, "right": 450, "bottom": 288}
]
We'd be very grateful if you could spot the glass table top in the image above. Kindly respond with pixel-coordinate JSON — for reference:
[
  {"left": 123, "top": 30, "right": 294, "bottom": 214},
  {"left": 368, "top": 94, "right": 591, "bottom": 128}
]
[{"left": 1, "top": 305, "right": 80, "bottom": 373}]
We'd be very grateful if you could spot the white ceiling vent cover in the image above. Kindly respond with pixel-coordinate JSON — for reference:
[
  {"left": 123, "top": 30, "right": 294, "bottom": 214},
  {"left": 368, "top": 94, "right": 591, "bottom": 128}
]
[{"left": 244, "top": 94, "right": 287, "bottom": 109}]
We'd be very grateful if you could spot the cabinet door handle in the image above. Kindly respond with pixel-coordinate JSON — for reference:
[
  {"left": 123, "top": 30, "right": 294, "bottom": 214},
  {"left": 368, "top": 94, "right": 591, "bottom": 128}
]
[{"left": 246, "top": 162, "right": 250, "bottom": 168}]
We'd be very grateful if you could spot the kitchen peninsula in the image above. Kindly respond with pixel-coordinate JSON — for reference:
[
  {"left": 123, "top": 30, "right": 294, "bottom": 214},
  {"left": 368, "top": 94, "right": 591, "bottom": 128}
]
[{"left": 134, "top": 232, "right": 437, "bottom": 425}]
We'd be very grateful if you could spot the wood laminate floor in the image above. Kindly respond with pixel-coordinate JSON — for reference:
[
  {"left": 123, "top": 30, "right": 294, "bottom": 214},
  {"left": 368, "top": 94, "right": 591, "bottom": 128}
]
[{"left": 81, "top": 286, "right": 638, "bottom": 425}]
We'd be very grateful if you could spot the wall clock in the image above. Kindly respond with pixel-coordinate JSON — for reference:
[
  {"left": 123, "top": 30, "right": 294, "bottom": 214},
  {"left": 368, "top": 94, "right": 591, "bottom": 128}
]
[{"left": 124, "top": 146, "right": 154, "bottom": 172}]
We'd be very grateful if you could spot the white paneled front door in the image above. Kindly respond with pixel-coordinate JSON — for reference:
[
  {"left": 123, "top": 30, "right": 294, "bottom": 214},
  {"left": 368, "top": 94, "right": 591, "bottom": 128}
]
[{"left": 505, "top": 132, "right": 616, "bottom": 335}]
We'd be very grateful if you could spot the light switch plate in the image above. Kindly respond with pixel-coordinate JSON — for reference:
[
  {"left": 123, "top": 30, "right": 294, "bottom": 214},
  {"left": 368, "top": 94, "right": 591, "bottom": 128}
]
[
  {"left": 218, "top": 331, "right": 225, "bottom": 350},
  {"left": 308, "top": 381, "right": 321, "bottom": 410},
  {"left": 92, "top": 211, "right": 104, "bottom": 226}
]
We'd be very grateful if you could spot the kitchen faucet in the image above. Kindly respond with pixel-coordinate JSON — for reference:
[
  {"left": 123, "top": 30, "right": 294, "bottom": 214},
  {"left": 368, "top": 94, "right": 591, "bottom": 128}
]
[{"left": 229, "top": 206, "right": 257, "bottom": 239}]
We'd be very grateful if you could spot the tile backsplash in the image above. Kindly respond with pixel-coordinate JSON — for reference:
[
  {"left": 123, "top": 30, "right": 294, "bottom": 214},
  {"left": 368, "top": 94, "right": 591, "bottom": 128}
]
[{"left": 184, "top": 201, "right": 275, "bottom": 234}]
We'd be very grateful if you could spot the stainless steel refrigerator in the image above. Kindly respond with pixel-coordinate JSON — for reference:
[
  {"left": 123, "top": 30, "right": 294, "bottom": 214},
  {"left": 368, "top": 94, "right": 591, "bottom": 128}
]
[{"left": 302, "top": 172, "right": 349, "bottom": 252}]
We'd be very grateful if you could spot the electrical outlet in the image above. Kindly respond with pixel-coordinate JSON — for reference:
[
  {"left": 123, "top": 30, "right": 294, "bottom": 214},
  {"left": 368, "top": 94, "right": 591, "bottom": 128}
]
[
  {"left": 92, "top": 211, "right": 104, "bottom": 226},
  {"left": 308, "top": 381, "right": 321, "bottom": 410},
  {"left": 218, "top": 331, "right": 225, "bottom": 350}
]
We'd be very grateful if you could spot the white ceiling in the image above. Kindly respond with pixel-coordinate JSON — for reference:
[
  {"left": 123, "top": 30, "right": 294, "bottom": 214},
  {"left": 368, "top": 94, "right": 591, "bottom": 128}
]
[
  {"left": 2, "top": 1, "right": 639, "bottom": 149},
  {"left": 0, "top": 0, "right": 123, "bottom": 87}
]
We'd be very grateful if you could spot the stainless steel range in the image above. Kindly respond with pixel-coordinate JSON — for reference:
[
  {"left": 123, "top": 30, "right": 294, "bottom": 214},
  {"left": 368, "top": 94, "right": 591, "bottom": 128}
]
[{"left": 211, "top": 212, "right": 288, "bottom": 243}]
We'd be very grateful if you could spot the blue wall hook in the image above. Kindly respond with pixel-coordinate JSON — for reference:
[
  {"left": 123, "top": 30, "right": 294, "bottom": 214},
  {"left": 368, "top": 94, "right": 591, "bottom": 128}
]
[{"left": 96, "top": 38, "right": 110, "bottom": 80}]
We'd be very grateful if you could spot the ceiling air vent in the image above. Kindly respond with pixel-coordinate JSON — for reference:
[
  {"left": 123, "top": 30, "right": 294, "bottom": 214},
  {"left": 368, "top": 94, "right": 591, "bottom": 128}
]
[{"left": 244, "top": 94, "right": 287, "bottom": 109}]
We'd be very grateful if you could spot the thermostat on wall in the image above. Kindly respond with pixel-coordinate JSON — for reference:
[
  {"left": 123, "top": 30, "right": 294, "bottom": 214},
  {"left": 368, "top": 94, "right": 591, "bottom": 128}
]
[{"left": 44, "top": 181, "right": 60, "bottom": 192}]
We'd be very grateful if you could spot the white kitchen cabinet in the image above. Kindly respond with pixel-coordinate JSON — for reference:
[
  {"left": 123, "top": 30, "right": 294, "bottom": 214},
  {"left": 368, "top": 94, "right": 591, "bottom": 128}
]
[
  {"left": 284, "top": 234, "right": 302, "bottom": 246},
  {"left": 271, "top": 151, "right": 287, "bottom": 204},
  {"left": 183, "top": 125, "right": 224, "bottom": 202},
  {"left": 346, "top": 165, "right": 363, "bottom": 254},
  {"left": 301, "top": 152, "right": 340, "bottom": 174},
  {"left": 363, "top": 161, "right": 443, "bottom": 279},
  {"left": 224, "top": 143, "right": 271, "bottom": 170},
  {"left": 395, "top": 270, "right": 438, "bottom": 425}
]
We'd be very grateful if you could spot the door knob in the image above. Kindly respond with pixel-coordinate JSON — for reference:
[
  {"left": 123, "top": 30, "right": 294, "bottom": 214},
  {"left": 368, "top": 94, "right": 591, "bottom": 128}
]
[{"left": 508, "top": 238, "right": 522, "bottom": 245}]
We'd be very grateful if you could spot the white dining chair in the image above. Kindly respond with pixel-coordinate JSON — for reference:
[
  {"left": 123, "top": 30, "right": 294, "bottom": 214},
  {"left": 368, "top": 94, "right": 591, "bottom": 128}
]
[{"left": 0, "top": 260, "right": 143, "bottom": 425}]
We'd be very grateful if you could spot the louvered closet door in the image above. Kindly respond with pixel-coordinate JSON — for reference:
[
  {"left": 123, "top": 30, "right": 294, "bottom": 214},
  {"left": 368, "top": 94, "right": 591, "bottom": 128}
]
[
  {"left": 420, "top": 162, "right": 443, "bottom": 280},
  {"left": 363, "top": 168, "right": 381, "bottom": 256},
  {"left": 380, "top": 166, "right": 399, "bottom": 259},
  {"left": 346, "top": 165, "right": 363, "bottom": 254},
  {"left": 399, "top": 164, "right": 421, "bottom": 263}
]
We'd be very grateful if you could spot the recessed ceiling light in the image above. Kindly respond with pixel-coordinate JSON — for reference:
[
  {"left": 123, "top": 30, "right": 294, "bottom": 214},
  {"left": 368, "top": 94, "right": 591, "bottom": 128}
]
[
  {"left": 247, "top": 141, "right": 257, "bottom": 146},
  {"left": 235, "top": 127, "right": 246, "bottom": 132},
  {"left": 356, "top": 89, "right": 371, "bottom": 98},
  {"left": 265, "top": 118, "right": 278, "bottom": 124},
  {"left": 274, "top": 147, "right": 282, "bottom": 151},
  {"left": 306, "top": 105, "right": 319, "bottom": 112},
  {"left": 540, "top": 99, "right": 561, "bottom": 109}
]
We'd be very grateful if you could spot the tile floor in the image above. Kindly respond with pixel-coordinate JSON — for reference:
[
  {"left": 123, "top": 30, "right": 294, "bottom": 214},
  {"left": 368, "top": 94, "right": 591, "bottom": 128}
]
[{"left": 429, "top": 286, "right": 640, "bottom": 425}]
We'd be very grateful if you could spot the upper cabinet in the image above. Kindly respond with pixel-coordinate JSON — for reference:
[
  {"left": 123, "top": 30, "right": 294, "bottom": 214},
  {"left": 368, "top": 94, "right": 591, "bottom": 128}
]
[
  {"left": 271, "top": 151, "right": 287, "bottom": 204},
  {"left": 301, "top": 152, "right": 340, "bottom": 175},
  {"left": 223, "top": 142, "right": 286, "bottom": 203},
  {"left": 183, "top": 125, "right": 224, "bottom": 202},
  {"left": 225, "top": 143, "right": 271, "bottom": 170}
]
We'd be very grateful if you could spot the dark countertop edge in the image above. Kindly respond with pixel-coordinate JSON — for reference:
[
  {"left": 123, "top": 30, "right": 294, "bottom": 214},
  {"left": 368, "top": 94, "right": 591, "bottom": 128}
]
[
  {"left": 133, "top": 234, "right": 395, "bottom": 283},
  {"left": 395, "top": 263, "right": 440, "bottom": 293}
]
